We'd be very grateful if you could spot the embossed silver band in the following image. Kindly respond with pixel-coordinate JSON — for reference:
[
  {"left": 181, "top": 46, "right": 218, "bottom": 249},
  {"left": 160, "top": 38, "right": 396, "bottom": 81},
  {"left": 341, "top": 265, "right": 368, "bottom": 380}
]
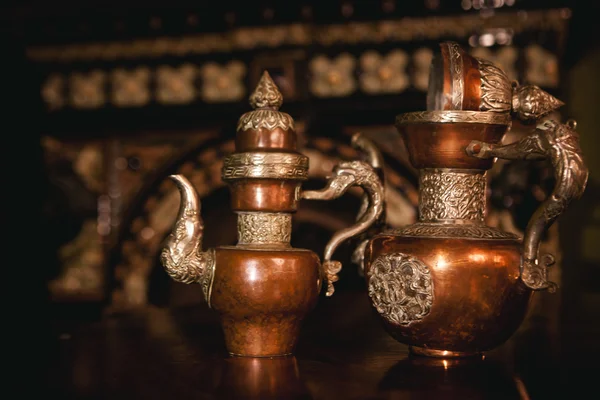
[
  {"left": 237, "top": 109, "right": 295, "bottom": 132},
  {"left": 388, "top": 222, "right": 520, "bottom": 240},
  {"left": 476, "top": 57, "right": 512, "bottom": 113},
  {"left": 222, "top": 152, "right": 309, "bottom": 181},
  {"left": 419, "top": 169, "right": 486, "bottom": 223},
  {"left": 447, "top": 42, "right": 464, "bottom": 110},
  {"left": 237, "top": 212, "right": 292, "bottom": 245},
  {"left": 396, "top": 110, "right": 512, "bottom": 125}
]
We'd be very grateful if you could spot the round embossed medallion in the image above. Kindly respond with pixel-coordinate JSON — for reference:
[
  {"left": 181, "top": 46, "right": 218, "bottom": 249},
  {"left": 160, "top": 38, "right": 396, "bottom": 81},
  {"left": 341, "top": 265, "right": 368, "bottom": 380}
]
[{"left": 367, "top": 253, "right": 433, "bottom": 325}]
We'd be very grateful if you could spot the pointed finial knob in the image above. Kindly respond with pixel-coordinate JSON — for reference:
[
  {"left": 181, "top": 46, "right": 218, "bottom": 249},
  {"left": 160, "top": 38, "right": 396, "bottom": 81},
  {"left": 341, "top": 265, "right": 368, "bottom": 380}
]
[
  {"left": 249, "top": 71, "right": 283, "bottom": 110},
  {"left": 512, "top": 84, "right": 565, "bottom": 122}
]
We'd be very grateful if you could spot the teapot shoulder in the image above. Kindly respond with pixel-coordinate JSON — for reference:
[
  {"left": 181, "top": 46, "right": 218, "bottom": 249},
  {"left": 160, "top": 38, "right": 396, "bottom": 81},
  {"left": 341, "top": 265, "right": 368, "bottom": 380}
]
[{"left": 376, "top": 222, "right": 521, "bottom": 241}]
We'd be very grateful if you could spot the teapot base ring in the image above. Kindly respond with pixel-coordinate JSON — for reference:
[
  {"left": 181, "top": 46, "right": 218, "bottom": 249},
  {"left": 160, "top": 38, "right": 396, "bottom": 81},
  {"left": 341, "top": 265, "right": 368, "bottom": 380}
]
[{"left": 410, "top": 346, "right": 482, "bottom": 359}]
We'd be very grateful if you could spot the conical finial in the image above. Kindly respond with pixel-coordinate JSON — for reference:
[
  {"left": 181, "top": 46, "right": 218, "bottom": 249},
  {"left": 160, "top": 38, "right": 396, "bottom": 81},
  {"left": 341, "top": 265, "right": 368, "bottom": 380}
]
[
  {"left": 512, "top": 84, "right": 565, "bottom": 122},
  {"left": 249, "top": 71, "right": 283, "bottom": 110}
]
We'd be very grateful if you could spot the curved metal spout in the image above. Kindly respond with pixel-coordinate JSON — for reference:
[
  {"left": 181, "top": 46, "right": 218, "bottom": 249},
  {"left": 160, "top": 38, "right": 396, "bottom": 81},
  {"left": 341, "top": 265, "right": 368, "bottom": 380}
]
[{"left": 160, "top": 175, "right": 215, "bottom": 302}]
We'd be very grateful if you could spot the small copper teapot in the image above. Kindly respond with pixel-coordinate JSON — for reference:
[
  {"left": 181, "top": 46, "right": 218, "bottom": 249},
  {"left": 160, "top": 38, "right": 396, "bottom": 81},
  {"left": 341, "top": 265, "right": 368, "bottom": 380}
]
[
  {"left": 160, "top": 72, "right": 384, "bottom": 357},
  {"left": 348, "top": 42, "right": 589, "bottom": 357}
]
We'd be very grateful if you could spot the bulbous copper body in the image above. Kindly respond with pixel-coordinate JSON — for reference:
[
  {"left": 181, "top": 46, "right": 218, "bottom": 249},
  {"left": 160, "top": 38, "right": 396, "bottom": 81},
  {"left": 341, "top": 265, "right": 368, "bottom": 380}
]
[
  {"left": 160, "top": 72, "right": 385, "bottom": 357},
  {"left": 362, "top": 105, "right": 587, "bottom": 357},
  {"left": 211, "top": 248, "right": 321, "bottom": 357},
  {"left": 365, "top": 235, "right": 532, "bottom": 355}
]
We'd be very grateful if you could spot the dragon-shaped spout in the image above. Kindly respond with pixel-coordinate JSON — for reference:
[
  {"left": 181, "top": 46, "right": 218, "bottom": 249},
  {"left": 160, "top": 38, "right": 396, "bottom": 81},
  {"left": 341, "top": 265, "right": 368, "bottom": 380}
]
[{"left": 160, "top": 175, "right": 215, "bottom": 303}]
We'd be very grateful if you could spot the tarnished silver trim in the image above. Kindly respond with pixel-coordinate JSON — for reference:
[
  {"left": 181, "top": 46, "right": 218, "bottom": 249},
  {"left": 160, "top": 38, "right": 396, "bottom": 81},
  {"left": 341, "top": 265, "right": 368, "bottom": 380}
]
[
  {"left": 396, "top": 110, "right": 511, "bottom": 125},
  {"left": 237, "top": 212, "right": 292, "bottom": 246},
  {"left": 222, "top": 152, "right": 309, "bottom": 181}
]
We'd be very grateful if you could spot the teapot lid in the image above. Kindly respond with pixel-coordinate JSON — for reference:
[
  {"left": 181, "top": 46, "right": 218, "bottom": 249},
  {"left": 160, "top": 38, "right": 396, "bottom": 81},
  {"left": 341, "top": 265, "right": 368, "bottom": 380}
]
[
  {"left": 425, "top": 41, "right": 563, "bottom": 122},
  {"left": 236, "top": 71, "right": 295, "bottom": 134}
]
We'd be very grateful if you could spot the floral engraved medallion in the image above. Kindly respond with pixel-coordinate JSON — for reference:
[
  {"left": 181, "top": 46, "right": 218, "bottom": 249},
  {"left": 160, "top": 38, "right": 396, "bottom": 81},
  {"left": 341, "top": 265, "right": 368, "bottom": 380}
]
[{"left": 368, "top": 253, "right": 433, "bottom": 325}]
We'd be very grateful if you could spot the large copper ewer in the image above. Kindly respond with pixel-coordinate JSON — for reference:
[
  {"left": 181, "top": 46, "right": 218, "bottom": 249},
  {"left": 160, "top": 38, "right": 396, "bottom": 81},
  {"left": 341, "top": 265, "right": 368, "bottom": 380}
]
[
  {"left": 160, "top": 72, "right": 384, "bottom": 357},
  {"left": 354, "top": 42, "right": 588, "bottom": 357},
  {"left": 352, "top": 42, "right": 588, "bottom": 357}
]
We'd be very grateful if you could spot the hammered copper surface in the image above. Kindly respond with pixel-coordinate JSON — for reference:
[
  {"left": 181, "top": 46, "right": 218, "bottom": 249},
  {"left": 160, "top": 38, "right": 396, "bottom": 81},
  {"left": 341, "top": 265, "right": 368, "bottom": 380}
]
[
  {"left": 236, "top": 127, "right": 297, "bottom": 151},
  {"left": 211, "top": 247, "right": 322, "bottom": 356},
  {"left": 230, "top": 180, "right": 301, "bottom": 212},
  {"left": 461, "top": 50, "right": 482, "bottom": 111},
  {"left": 160, "top": 71, "right": 413, "bottom": 357},
  {"left": 428, "top": 41, "right": 503, "bottom": 112},
  {"left": 365, "top": 235, "right": 532, "bottom": 354},
  {"left": 159, "top": 72, "right": 325, "bottom": 357},
  {"left": 397, "top": 122, "right": 508, "bottom": 169}
]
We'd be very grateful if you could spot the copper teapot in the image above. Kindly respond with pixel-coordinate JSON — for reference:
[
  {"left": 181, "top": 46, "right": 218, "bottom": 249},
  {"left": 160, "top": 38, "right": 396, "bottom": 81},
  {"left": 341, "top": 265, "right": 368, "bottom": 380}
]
[
  {"left": 159, "top": 72, "right": 384, "bottom": 357},
  {"left": 343, "top": 42, "right": 589, "bottom": 357}
]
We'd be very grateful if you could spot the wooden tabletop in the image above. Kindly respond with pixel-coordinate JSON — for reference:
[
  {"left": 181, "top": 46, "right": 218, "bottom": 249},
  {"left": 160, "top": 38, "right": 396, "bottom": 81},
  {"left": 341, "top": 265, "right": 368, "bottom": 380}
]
[{"left": 44, "top": 289, "right": 595, "bottom": 399}]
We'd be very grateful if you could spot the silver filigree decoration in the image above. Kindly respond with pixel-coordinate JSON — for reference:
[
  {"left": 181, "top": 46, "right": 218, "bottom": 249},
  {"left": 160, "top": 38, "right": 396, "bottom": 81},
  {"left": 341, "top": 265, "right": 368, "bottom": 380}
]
[
  {"left": 222, "top": 152, "right": 309, "bottom": 181},
  {"left": 476, "top": 57, "right": 512, "bottom": 113},
  {"left": 237, "top": 212, "right": 292, "bottom": 245},
  {"left": 511, "top": 84, "right": 564, "bottom": 122},
  {"left": 160, "top": 175, "right": 216, "bottom": 306},
  {"left": 199, "top": 249, "right": 216, "bottom": 306},
  {"left": 161, "top": 204, "right": 205, "bottom": 285},
  {"left": 237, "top": 109, "right": 295, "bottom": 132},
  {"left": 249, "top": 70, "right": 283, "bottom": 109},
  {"left": 368, "top": 253, "right": 433, "bottom": 325},
  {"left": 471, "top": 46, "right": 518, "bottom": 81},
  {"left": 447, "top": 42, "right": 464, "bottom": 110},
  {"left": 419, "top": 169, "right": 486, "bottom": 222},
  {"left": 387, "top": 223, "right": 519, "bottom": 240},
  {"left": 396, "top": 110, "right": 511, "bottom": 126},
  {"left": 467, "top": 119, "right": 588, "bottom": 291},
  {"left": 237, "top": 71, "right": 295, "bottom": 132}
]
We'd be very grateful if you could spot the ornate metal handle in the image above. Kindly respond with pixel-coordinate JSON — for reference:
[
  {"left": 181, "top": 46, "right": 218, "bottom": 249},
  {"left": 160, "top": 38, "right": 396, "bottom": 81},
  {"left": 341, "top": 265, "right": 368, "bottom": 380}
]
[
  {"left": 349, "top": 133, "right": 387, "bottom": 275},
  {"left": 302, "top": 134, "right": 385, "bottom": 296},
  {"left": 467, "top": 119, "right": 589, "bottom": 291}
]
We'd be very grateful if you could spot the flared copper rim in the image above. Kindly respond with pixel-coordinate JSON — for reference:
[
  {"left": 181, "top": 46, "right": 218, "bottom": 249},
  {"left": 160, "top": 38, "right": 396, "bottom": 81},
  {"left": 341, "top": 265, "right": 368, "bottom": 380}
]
[{"left": 395, "top": 110, "right": 511, "bottom": 126}]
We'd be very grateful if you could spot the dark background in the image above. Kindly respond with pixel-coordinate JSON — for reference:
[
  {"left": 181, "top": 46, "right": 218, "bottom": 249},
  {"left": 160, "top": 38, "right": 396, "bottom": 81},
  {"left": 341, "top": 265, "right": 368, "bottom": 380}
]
[{"left": 2, "top": 0, "right": 599, "bottom": 394}]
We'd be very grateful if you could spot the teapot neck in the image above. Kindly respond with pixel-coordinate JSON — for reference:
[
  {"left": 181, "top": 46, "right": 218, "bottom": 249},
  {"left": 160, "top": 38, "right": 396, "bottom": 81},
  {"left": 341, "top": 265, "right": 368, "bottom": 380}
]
[
  {"left": 418, "top": 168, "right": 487, "bottom": 225},
  {"left": 236, "top": 212, "right": 292, "bottom": 247}
]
